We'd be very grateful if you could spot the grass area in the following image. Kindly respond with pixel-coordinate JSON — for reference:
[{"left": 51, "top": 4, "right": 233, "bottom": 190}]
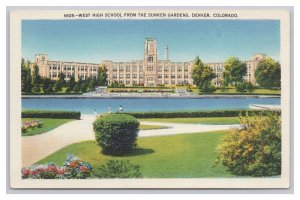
[
  {"left": 139, "top": 117, "right": 239, "bottom": 125},
  {"left": 139, "top": 124, "right": 170, "bottom": 130},
  {"left": 37, "top": 131, "right": 234, "bottom": 178},
  {"left": 22, "top": 118, "right": 74, "bottom": 136}
]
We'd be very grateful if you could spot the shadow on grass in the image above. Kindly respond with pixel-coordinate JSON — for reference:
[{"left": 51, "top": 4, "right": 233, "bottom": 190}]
[{"left": 105, "top": 147, "right": 155, "bottom": 157}]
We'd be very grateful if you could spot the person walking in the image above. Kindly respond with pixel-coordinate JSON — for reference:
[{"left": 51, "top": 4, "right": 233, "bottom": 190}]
[
  {"left": 108, "top": 105, "right": 112, "bottom": 114},
  {"left": 119, "top": 105, "right": 123, "bottom": 113}
]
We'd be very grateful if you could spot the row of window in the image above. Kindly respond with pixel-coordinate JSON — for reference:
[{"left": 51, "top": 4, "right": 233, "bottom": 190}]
[
  {"left": 114, "top": 80, "right": 190, "bottom": 85},
  {"left": 112, "top": 65, "right": 143, "bottom": 72},
  {"left": 158, "top": 74, "right": 189, "bottom": 79},
  {"left": 49, "top": 65, "right": 98, "bottom": 71},
  {"left": 111, "top": 74, "right": 189, "bottom": 80},
  {"left": 112, "top": 74, "right": 143, "bottom": 79}
]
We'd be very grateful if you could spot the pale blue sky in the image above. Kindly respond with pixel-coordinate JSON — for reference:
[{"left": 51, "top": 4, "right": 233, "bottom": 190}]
[{"left": 22, "top": 20, "right": 280, "bottom": 63}]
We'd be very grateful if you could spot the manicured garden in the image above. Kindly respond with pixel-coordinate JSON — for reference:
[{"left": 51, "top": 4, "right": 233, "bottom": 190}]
[
  {"left": 37, "top": 130, "right": 235, "bottom": 178},
  {"left": 22, "top": 118, "right": 74, "bottom": 136}
]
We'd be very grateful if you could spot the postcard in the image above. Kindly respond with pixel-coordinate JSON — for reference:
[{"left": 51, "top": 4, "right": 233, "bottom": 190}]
[{"left": 9, "top": 8, "right": 291, "bottom": 189}]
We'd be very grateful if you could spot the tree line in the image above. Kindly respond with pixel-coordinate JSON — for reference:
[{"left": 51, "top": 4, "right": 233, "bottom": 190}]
[
  {"left": 21, "top": 58, "right": 108, "bottom": 94},
  {"left": 192, "top": 56, "right": 281, "bottom": 94}
]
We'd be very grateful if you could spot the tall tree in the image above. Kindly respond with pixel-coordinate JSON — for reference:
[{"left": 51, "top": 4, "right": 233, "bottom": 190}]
[
  {"left": 31, "top": 64, "right": 41, "bottom": 86},
  {"left": 67, "top": 75, "right": 76, "bottom": 90},
  {"left": 42, "top": 78, "right": 52, "bottom": 93},
  {"left": 223, "top": 57, "right": 247, "bottom": 87},
  {"left": 57, "top": 72, "right": 66, "bottom": 86},
  {"left": 255, "top": 57, "right": 281, "bottom": 89},
  {"left": 191, "top": 56, "right": 216, "bottom": 93},
  {"left": 97, "top": 65, "right": 108, "bottom": 86},
  {"left": 21, "top": 58, "right": 32, "bottom": 93}
]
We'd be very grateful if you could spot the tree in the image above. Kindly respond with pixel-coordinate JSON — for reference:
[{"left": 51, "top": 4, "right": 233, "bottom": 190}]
[
  {"left": 57, "top": 72, "right": 66, "bottom": 87},
  {"left": 245, "top": 81, "right": 255, "bottom": 93},
  {"left": 223, "top": 57, "right": 247, "bottom": 87},
  {"left": 21, "top": 59, "right": 32, "bottom": 93},
  {"left": 97, "top": 65, "right": 108, "bottom": 86},
  {"left": 88, "top": 76, "right": 97, "bottom": 91},
  {"left": 42, "top": 78, "right": 52, "bottom": 93},
  {"left": 191, "top": 56, "right": 216, "bottom": 93},
  {"left": 31, "top": 64, "right": 41, "bottom": 86},
  {"left": 54, "top": 81, "right": 62, "bottom": 92},
  {"left": 215, "top": 112, "right": 281, "bottom": 176},
  {"left": 67, "top": 75, "right": 76, "bottom": 90},
  {"left": 255, "top": 57, "right": 281, "bottom": 89}
]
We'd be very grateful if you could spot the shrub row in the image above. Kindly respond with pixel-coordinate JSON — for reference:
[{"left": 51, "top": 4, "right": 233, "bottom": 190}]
[
  {"left": 125, "top": 110, "right": 281, "bottom": 118},
  {"left": 199, "top": 93, "right": 280, "bottom": 96},
  {"left": 22, "top": 92, "right": 83, "bottom": 95},
  {"left": 22, "top": 110, "right": 81, "bottom": 119}
]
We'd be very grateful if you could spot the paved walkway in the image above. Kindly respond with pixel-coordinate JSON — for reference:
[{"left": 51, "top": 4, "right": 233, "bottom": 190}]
[{"left": 22, "top": 115, "right": 240, "bottom": 167}]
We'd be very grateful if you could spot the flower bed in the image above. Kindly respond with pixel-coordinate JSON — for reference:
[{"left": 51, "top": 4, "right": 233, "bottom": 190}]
[
  {"left": 22, "top": 120, "right": 44, "bottom": 133},
  {"left": 22, "top": 155, "right": 92, "bottom": 179}
]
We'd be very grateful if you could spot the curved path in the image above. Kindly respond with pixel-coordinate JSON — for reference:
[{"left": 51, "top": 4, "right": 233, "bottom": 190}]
[{"left": 22, "top": 115, "right": 240, "bottom": 167}]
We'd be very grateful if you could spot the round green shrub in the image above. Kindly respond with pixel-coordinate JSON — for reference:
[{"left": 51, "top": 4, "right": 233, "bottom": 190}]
[
  {"left": 93, "top": 160, "right": 142, "bottom": 178},
  {"left": 93, "top": 114, "right": 140, "bottom": 155}
]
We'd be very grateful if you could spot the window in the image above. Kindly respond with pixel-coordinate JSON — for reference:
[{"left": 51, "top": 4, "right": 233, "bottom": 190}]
[
  {"left": 164, "top": 74, "right": 169, "bottom": 79},
  {"left": 177, "top": 74, "right": 182, "bottom": 79},
  {"left": 171, "top": 74, "right": 175, "bottom": 79},
  {"left": 147, "top": 65, "right": 154, "bottom": 71},
  {"left": 177, "top": 66, "right": 182, "bottom": 72},
  {"left": 139, "top": 65, "right": 143, "bottom": 71},
  {"left": 132, "top": 74, "right": 137, "bottom": 79},
  {"left": 157, "top": 66, "right": 162, "bottom": 72},
  {"left": 147, "top": 56, "right": 153, "bottom": 63},
  {"left": 119, "top": 74, "right": 124, "bottom": 79},
  {"left": 164, "top": 66, "right": 169, "bottom": 72},
  {"left": 147, "top": 77, "right": 154, "bottom": 81},
  {"left": 139, "top": 74, "right": 143, "bottom": 78},
  {"left": 119, "top": 66, "right": 124, "bottom": 72},
  {"left": 184, "top": 74, "right": 188, "bottom": 79},
  {"left": 132, "top": 66, "right": 137, "bottom": 72},
  {"left": 126, "top": 66, "right": 130, "bottom": 72},
  {"left": 113, "top": 66, "right": 117, "bottom": 72},
  {"left": 112, "top": 73, "right": 117, "bottom": 79},
  {"left": 171, "top": 66, "right": 175, "bottom": 72},
  {"left": 158, "top": 74, "right": 162, "bottom": 79},
  {"left": 126, "top": 74, "right": 130, "bottom": 79},
  {"left": 184, "top": 65, "right": 188, "bottom": 72}
]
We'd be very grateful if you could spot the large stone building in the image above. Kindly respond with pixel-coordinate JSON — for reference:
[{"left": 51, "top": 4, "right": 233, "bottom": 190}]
[{"left": 33, "top": 38, "right": 266, "bottom": 86}]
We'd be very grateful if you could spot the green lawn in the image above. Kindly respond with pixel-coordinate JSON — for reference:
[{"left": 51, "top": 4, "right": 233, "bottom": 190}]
[
  {"left": 139, "top": 117, "right": 239, "bottom": 125},
  {"left": 139, "top": 124, "right": 170, "bottom": 130},
  {"left": 22, "top": 118, "right": 74, "bottom": 136},
  {"left": 37, "top": 131, "right": 234, "bottom": 178}
]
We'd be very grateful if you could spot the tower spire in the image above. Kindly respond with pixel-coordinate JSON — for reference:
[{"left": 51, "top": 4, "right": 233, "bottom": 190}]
[{"left": 164, "top": 45, "right": 169, "bottom": 60}]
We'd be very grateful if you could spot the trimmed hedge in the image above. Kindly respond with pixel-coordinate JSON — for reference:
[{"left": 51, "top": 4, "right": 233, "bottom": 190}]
[
  {"left": 22, "top": 110, "right": 81, "bottom": 119},
  {"left": 22, "top": 92, "right": 83, "bottom": 95},
  {"left": 93, "top": 114, "right": 139, "bottom": 155},
  {"left": 124, "top": 110, "right": 281, "bottom": 118}
]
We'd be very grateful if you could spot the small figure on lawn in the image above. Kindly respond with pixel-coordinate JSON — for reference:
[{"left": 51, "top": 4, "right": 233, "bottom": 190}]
[{"left": 119, "top": 105, "right": 123, "bottom": 113}]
